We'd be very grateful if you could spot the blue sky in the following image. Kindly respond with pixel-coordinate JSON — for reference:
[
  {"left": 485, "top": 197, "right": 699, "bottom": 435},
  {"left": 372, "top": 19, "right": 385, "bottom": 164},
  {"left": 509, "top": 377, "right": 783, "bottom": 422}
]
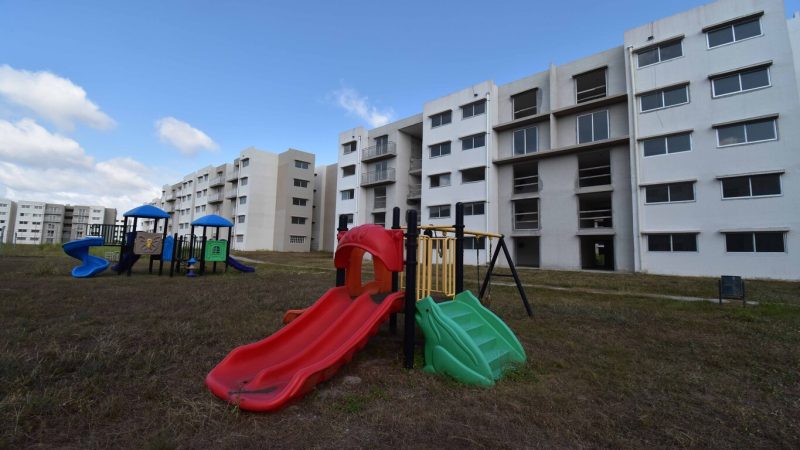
[{"left": 0, "top": 0, "right": 797, "bottom": 211}]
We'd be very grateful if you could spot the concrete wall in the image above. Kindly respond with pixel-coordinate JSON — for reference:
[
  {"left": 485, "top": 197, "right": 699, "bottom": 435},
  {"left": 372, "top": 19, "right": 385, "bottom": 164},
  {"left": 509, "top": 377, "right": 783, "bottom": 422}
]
[{"left": 0, "top": 199, "right": 16, "bottom": 244}]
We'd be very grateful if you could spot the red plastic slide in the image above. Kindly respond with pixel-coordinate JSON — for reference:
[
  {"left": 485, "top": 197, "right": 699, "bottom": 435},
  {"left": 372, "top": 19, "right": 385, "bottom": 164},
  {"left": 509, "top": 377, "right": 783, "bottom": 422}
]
[{"left": 205, "top": 286, "right": 403, "bottom": 412}]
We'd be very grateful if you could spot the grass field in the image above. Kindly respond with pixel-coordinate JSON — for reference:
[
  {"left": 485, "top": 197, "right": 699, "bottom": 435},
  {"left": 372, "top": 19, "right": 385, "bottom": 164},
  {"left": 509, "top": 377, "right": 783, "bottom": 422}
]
[{"left": 1, "top": 246, "right": 799, "bottom": 448}]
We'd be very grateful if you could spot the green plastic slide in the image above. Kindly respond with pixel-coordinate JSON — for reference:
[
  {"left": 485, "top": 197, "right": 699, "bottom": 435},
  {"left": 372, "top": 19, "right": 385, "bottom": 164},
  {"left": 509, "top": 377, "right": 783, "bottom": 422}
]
[{"left": 415, "top": 291, "right": 526, "bottom": 386}]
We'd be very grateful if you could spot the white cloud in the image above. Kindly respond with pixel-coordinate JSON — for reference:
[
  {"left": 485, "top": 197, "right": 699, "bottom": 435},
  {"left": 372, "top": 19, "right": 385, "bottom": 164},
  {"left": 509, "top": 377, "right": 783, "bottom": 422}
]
[
  {"left": 0, "top": 118, "right": 161, "bottom": 214},
  {"left": 155, "top": 117, "right": 218, "bottom": 155},
  {"left": 331, "top": 86, "right": 394, "bottom": 128},
  {"left": 0, "top": 65, "right": 115, "bottom": 130}
]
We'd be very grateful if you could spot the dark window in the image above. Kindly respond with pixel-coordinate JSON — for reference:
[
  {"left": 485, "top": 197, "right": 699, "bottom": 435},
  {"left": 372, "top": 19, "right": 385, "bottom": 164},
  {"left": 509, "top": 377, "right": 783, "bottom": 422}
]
[
  {"left": 291, "top": 216, "right": 307, "bottom": 225},
  {"left": 430, "top": 110, "right": 452, "bottom": 128},
  {"left": 461, "top": 167, "right": 485, "bottom": 183},
  {"left": 577, "top": 110, "right": 609, "bottom": 144},
  {"left": 429, "top": 204, "right": 451, "bottom": 219},
  {"left": 430, "top": 141, "right": 451, "bottom": 158},
  {"left": 726, "top": 233, "right": 754, "bottom": 252},
  {"left": 373, "top": 212, "right": 385, "bottom": 226},
  {"left": 575, "top": 68, "right": 607, "bottom": 103},
  {"left": 645, "top": 182, "right": 694, "bottom": 203},
  {"left": 755, "top": 232, "right": 785, "bottom": 252},
  {"left": 643, "top": 132, "right": 692, "bottom": 157},
  {"left": 647, "top": 234, "right": 697, "bottom": 252},
  {"left": 707, "top": 17, "right": 761, "bottom": 48},
  {"left": 292, "top": 197, "right": 308, "bottom": 206},
  {"left": 294, "top": 160, "right": 310, "bottom": 169},
  {"left": 513, "top": 199, "right": 539, "bottom": 230},
  {"left": 464, "top": 237, "right": 486, "bottom": 250},
  {"left": 637, "top": 40, "right": 683, "bottom": 67},
  {"left": 722, "top": 174, "right": 781, "bottom": 198},
  {"left": 513, "top": 163, "right": 539, "bottom": 194},
  {"left": 342, "top": 165, "right": 356, "bottom": 177},
  {"left": 716, "top": 118, "right": 777, "bottom": 146},
  {"left": 341, "top": 189, "right": 355, "bottom": 200},
  {"left": 712, "top": 67, "right": 770, "bottom": 97},
  {"left": 512, "top": 90, "right": 537, "bottom": 119},
  {"left": 461, "top": 133, "right": 486, "bottom": 150},
  {"left": 513, "top": 127, "right": 537, "bottom": 155},
  {"left": 463, "top": 201, "right": 485, "bottom": 216},
  {"left": 430, "top": 173, "right": 451, "bottom": 188},
  {"left": 343, "top": 141, "right": 357, "bottom": 154},
  {"left": 647, "top": 234, "right": 672, "bottom": 251},
  {"left": 294, "top": 179, "right": 309, "bottom": 188},
  {"left": 726, "top": 232, "right": 785, "bottom": 253},
  {"left": 640, "top": 85, "right": 689, "bottom": 112},
  {"left": 461, "top": 100, "right": 486, "bottom": 119}
]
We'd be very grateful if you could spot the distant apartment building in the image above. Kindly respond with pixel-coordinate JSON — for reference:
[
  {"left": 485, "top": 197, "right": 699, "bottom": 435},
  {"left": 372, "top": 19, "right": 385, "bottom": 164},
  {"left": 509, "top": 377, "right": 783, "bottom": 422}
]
[
  {"left": 0, "top": 199, "right": 17, "bottom": 244},
  {"left": 312, "top": 163, "right": 338, "bottom": 252},
  {"left": 335, "top": 0, "right": 800, "bottom": 280},
  {"left": 145, "top": 147, "right": 323, "bottom": 252}
]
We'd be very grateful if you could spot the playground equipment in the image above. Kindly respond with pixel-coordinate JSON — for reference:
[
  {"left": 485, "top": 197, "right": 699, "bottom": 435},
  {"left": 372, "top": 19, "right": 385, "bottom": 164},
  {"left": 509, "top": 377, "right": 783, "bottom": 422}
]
[
  {"left": 62, "top": 236, "right": 110, "bottom": 278},
  {"left": 114, "top": 205, "right": 171, "bottom": 276},
  {"left": 206, "top": 203, "right": 530, "bottom": 412},
  {"left": 168, "top": 214, "right": 254, "bottom": 276}
]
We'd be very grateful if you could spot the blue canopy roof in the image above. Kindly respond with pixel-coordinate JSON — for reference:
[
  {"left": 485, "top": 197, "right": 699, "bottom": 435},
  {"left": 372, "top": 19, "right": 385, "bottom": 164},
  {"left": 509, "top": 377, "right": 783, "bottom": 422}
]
[
  {"left": 191, "top": 214, "right": 234, "bottom": 228},
  {"left": 123, "top": 204, "right": 170, "bottom": 219}
]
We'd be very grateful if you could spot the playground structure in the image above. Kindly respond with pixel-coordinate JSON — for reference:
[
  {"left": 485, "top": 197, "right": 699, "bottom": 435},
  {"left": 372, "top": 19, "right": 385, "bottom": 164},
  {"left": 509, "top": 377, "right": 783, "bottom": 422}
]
[
  {"left": 63, "top": 205, "right": 253, "bottom": 278},
  {"left": 206, "top": 203, "right": 530, "bottom": 412}
]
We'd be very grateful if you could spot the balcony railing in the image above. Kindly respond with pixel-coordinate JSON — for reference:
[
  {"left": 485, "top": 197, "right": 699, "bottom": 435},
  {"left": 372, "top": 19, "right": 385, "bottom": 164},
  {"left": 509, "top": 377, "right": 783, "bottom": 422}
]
[
  {"left": 513, "top": 174, "right": 539, "bottom": 194},
  {"left": 209, "top": 176, "right": 225, "bottom": 187},
  {"left": 226, "top": 170, "right": 239, "bottom": 181},
  {"left": 164, "top": 203, "right": 175, "bottom": 213},
  {"left": 361, "top": 168, "right": 396, "bottom": 186},
  {"left": 225, "top": 189, "right": 238, "bottom": 199},
  {"left": 407, "top": 183, "right": 421, "bottom": 199},
  {"left": 409, "top": 158, "right": 422, "bottom": 172},
  {"left": 207, "top": 192, "right": 223, "bottom": 203},
  {"left": 164, "top": 192, "right": 176, "bottom": 202},
  {"left": 373, "top": 196, "right": 387, "bottom": 209},
  {"left": 578, "top": 163, "right": 611, "bottom": 188},
  {"left": 579, "top": 208, "right": 613, "bottom": 228},
  {"left": 513, "top": 199, "right": 539, "bottom": 230},
  {"left": 361, "top": 141, "right": 396, "bottom": 162}
]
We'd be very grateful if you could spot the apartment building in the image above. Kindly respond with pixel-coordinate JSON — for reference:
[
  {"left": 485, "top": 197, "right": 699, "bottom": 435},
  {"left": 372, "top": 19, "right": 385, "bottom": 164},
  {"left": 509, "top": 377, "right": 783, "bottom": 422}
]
[
  {"left": 0, "top": 199, "right": 16, "bottom": 244},
  {"left": 43, "top": 204, "right": 64, "bottom": 244},
  {"left": 12, "top": 201, "right": 45, "bottom": 245},
  {"left": 335, "top": 0, "right": 800, "bottom": 280},
  {"left": 146, "top": 147, "right": 318, "bottom": 252},
  {"left": 312, "top": 163, "right": 338, "bottom": 252}
]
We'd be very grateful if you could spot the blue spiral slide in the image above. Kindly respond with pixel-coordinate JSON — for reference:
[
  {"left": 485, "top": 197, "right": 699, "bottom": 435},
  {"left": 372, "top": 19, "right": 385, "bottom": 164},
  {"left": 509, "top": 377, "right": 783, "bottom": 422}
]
[{"left": 62, "top": 236, "right": 110, "bottom": 278}]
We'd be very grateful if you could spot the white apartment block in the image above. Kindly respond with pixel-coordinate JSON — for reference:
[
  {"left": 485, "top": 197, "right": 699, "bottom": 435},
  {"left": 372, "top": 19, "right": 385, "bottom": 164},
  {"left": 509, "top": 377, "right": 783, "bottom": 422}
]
[
  {"left": 312, "top": 163, "right": 338, "bottom": 252},
  {"left": 335, "top": 0, "right": 800, "bottom": 280},
  {"left": 12, "top": 201, "right": 45, "bottom": 245},
  {"left": 0, "top": 199, "right": 17, "bottom": 244},
  {"left": 146, "top": 147, "right": 319, "bottom": 252}
]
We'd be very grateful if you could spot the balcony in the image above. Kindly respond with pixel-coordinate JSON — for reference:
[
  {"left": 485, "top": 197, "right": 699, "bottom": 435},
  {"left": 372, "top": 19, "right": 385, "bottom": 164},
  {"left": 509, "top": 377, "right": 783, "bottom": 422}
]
[
  {"left": 207, "top": 192, "right": 223, "bottom": 203},
  {"left": 164, "top": 203, "right": 175, "bottom": 213},
  {"left": 409, "top": 158, "right": 422, "bottom": 174},
  {"left": 578, "top": 150, "right": 611, "bottom": 189},
  {"left": 164, "top": 192, "right": 176, "bottom": 202},
  {"left": 513, "top": 199, "right": 539, "bottom": 230},
  {"left": 361, "top": 141, "right": 396, "bottom": 162},
  {"left": 361, "top": 168, "right": 395, "bottom": 187},
  {"left": 407, "top": 183, "right": 421, "bottom": 200},
  {"left": 225, "top": 189, "right": 238, "bottom": 199},
  {"left": 578, "top": 193, "right": 612, "bottom": 229},
  {"left": 226, "top": 170, "right": 239, "bottom": 181},
  {"left": 209, "top": 175, "right": 224, "bottom": 187}
]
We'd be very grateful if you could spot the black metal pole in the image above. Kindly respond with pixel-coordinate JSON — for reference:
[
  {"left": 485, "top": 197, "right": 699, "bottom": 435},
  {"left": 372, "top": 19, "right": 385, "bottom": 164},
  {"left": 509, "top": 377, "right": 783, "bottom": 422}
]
[
  {"left": 159, "top": 218, "right": 168, "bottom": 276},
  {"left": 169, "top": 232, "right": 177, "bottom": 277},
  {"left": 128, "top": 217, "right": 138, "bottom": 276},
  {"left": 479, "top": 240, "right": 503, "bottom": 300},
  {"left": 200, "top": 228, "right": 208, "bottom": 275},
  {"left": 189, "top": 225, "right": 195, "bottom": 261},
  {"left": 149, "top": 218, "right": 157, "bottom": 274},
  {"left": 404, "top": 209, "right": 418, "bottom": 369},
  {"left": 118, "top": 217, "right": 128, "bottom": 275},
  {"left": 499, "top": 238, "right": 533, "bottom": 317},
  {"left": 225, "top": 227, "right": 231, "bottom": 272},
  {"left": 390, "top": 207, "right": 400, "bottom": 335},
  {"left": 213, "top": 227, "right": 220, "bottom": 273},
  {"left": 454, "top": 202, "right": 464, "bottom": 295},
  {"left": 335, "top": 214, "right": 348, "bottom": 287}
]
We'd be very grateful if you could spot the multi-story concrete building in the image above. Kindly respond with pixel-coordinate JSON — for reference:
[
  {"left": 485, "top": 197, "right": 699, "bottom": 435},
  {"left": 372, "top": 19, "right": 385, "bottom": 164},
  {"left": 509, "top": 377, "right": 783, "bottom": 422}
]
[
  {"left": 0, "top": 199, "right": 17, "bottom": 244},
  {"left": 12, "top": 201, "right": 45, "bottom": 245},
  {"left": 312, "top": 163, "right": 338, "bottom": 252},
  {"left": 146, "top": 147, "right": 318, "bottom": 252},
  {"left": 42, "top": 204, "right": 65, "bottom": 244},
  {"left": 334, "top": 0, "right": 800, "bottom": 280}
]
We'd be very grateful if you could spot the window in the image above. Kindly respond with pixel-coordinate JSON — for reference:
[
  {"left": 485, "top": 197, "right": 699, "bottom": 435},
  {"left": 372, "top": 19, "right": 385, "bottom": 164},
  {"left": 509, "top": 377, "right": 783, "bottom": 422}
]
[
  {"left": 429, "top": 173, "right": 451, "bottom": 188},
  {"left": 289, "top": 235, "right": 306, "bottom": 244},
  {"left": 461, "top": 133, "right": 486, "bottom": 150},
  {"left": 461, "top": 100, "right": 486, "bottom": 119},
  {"left": 429, "top": 204, "right": 451, "bottom": 219},
  {"left": 241, "top": 159, "right": 250, "bottom": 167},
  {"left": 644, "top": 182, "right": 695, "bottom": 203},
  {"left": 240, "top": 177, "right": 248, "bottom": 186},
  {"left": 342, "top": 165, "right": 356, "bottom": 177},
  {"left": 295, "top": 160, "right": 310, "bottom": 169},
  {"left": 294, "top": 178, "right": 309, "bottom": 188},
  {"left": 577, "top": 110, "right": 609, "bottom": 144},
  {"left": 236, "top": 235, "right": 244, "bottom": 243},
  {"left": 721, "top": 173, "right": 781, "bottom": 198},
  {"left": 372, "top": 212, "right": 386, "bottom": 227},
  {"left": 707, "top": 17, "right": 762, "bottom": 48},
  {"left": 712, "top": 67, "right": 770, "bottom": 97},
  {"left": 637, "top": 40, "right": 683, "bottom": 67},
  {"left": 373, "top": 186, "right": 386, "bottom": 209},
  {"left": 513, "top": 163, "right": 539, "bottom": 194},
  {"left": 463, "top": 201, "right": 485, "bottom": 216},
  {"left": 343, "top": 141, "right": 357, "bottom": 154},
  {"left": 643, "top": 132, "right": 692, "bottom": 157},
  {"left": 513, "top": 127, "right": 537, "bottom": 155},
  {"left": 430, "top": 110, "right": 452, "bottom": 128},
  {"left": 725, "top": 232, "right": 784, "bottom": 252},
  {"left": 513, "top": 199, "right": 539, "bottom": 230},
  {"left": 464, "top": 237, "right": 486, "bottom": 250},
  {"left": 512, "top": 89, "right": 537, "bottom": 119},
  {"left": 461, "top": 167, "right": 485, "bottom": 183},
  {"left": 647, "top": 233, "right": 698, "bottom": 252},
  {"left": 575, "top": 68, "right": 607, "bottom": 103},
  {"left": 341, "top": 189, "right": 355, "bottom": 200},
  {"left": 429, "top": 141, "right": 451, "bottom": 158},
  {"left": 343, "top": 214, "right": 354, "bottom": 225},
  {"left": 716, "top": 118, "right": 777, "bottom": 146},
  {"left": 640, "top": 85, "right": 689, "bottom": 112},
  {"left": 239, "top": 196, "right": 247, "bottom": 205},
  {"left": 195, "top": 206, "right": 200, "bottom": 213},
  {"left": 291, "top": 217, "right": 307, "bottom": 225},
  {"left": 237, "top": 215, "right": 245, "bottom": 224},
  {"left": 292, "top": 197, "right": 308, "bottom": 206},
  {"left": 578, "top": 150, "right": 611, "bottom": 187}
]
